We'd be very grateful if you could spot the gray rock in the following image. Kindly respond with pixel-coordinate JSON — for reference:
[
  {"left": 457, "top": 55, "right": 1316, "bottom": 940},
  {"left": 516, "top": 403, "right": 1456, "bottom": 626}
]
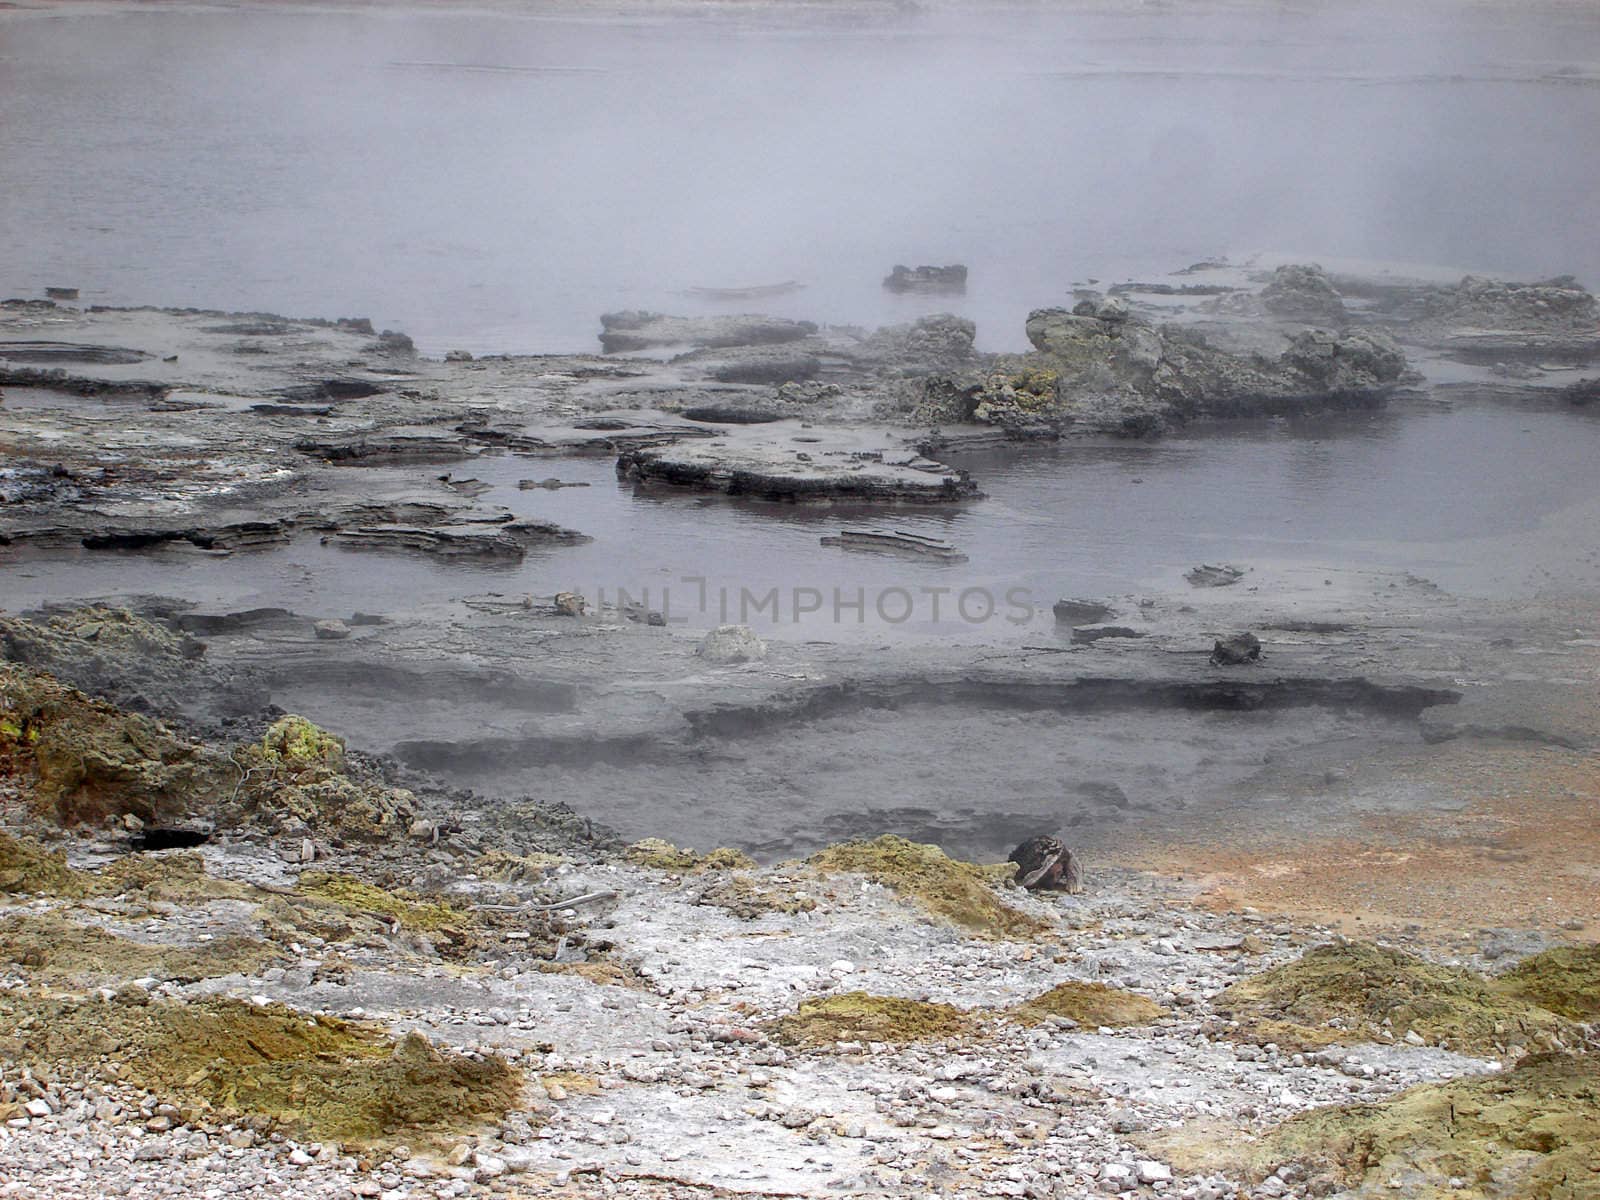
[
  {"left": 698, "top": 625, "right": 767, "bottom": 664},
  {"left": 1209, "top": 632, "right": 1262, "bottom": 665}
]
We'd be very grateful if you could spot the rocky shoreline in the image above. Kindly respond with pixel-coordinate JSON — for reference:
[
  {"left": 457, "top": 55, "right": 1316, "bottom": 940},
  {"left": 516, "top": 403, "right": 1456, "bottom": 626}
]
[{"left": 3, "top": 259, "right": 1600, "bottom": 1199}]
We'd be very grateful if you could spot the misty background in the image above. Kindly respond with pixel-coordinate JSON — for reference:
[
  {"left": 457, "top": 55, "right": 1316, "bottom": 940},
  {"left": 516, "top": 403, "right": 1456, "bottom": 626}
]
[{"left": 2, "top": 2, "right": 1599, "bottom": 356}]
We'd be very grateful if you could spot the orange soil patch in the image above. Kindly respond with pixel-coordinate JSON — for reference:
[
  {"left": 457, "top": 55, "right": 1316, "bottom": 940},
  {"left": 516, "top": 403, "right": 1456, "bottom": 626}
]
[{"left": 1131, "top": 743, "right": 1600, "bottom": 942}]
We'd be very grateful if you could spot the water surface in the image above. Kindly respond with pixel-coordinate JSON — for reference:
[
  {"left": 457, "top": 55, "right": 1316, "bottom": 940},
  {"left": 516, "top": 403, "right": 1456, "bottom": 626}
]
[{"left": 3, "top": 4, "right": 1598, "bottom": 354}]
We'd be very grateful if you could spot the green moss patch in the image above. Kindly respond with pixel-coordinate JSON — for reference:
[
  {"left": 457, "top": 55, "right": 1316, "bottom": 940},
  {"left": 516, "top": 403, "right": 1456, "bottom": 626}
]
[
  {"left": 0, "top": 911, "right": 280, "bottom": 984},
  {"left": 1155, "top": 1053, "right": 1600, "bottom": 1200},
  {"left": 99, "top": 850, "right": 255, "bottom": 902},
  {"left": 1011, "top": 981, "right": 1167, "bottom": 1028},
  {"left": 768, "top": 991, "right": 977, "bottom": 1046},
  {"left": 0, "top": 664, "right": 224, "bottom": 827},
  {"left": 624, "top": 838, "right": 755, "bottom": 872},
  {"left": 297, "top": 871, "right": 470, "bottom": 933},
  {"left": 809, "top": 835, "right": 1045, "bottom": 939},
  {"left": 1494, "top": 945, "right": 1600, "bottom": 1021},
  {"left": 0, "top": 831, "right": 90, "bottom": 896},
  {"left": 1213, "top": 941, "right": 1575, "bottom": 1054},
  {"left": 0, "top": 991, "right": 522, "bottom": 1146}
]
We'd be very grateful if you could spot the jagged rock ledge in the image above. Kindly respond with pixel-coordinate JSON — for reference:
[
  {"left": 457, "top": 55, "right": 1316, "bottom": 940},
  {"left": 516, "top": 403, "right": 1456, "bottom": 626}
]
[{"left": 616, "top": 424, "right": 981, "bottom": 502}]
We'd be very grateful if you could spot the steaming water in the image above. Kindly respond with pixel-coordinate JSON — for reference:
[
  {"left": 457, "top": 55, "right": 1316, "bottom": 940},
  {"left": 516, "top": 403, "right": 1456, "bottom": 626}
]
[
  {"left": 3, "top": 4, "right": 1600, "bottom": 355},
  {"left": 6, "top": 400, "right": 1599, "bottom": 639}
]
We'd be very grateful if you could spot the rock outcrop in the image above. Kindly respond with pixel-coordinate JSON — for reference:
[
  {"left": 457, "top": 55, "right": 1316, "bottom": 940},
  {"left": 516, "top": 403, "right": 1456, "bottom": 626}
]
[
  {"left": 848, "top": 313, "right": 977, "bottom": 373},
  {"left": 1420, "top": 274, "right": 1598, "bottom": 334},
  {"left": 697, "top": 625, "right": 767, "bottom": 664},
  {"left": 989, "top": 304, "right": 1409, "bottom": 435},
  {"left": 617, "top": 425, "right": 982, "bottom": 502},
  {"left": 882, "top": 264, "right": 968, "bottom": 294}
]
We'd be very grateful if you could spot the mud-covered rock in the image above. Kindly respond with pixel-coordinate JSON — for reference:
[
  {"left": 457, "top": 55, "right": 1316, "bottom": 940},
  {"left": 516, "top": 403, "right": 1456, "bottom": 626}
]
[
  {"left": 624, "top": 838, "right": 755, "bottom": 871},
  {"left": 1562, "top": 376, "right": 1600, "bottom": 406},
  {"left": 617, "top": 428, "right": 981, "bottom": 502},
  {"left": 1052, "top": 598, "right": 1115, "bottom": 625},
  {"left": 692, "top": 872, "right": 817, "bottom": 919},
  {"left": 0, "top": 831, "right": 88, "bottom": 895}
]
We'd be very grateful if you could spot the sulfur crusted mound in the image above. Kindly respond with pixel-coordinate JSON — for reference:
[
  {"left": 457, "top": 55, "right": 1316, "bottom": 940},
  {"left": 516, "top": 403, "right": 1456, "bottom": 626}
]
[
  {"left": 1213, "top": 941, "right": 1575, "bottom": 1054},
  {"left": 0, "top": 834, "right": 255, "bottom": 903},
  {"left": 0, "top": 830, "right": 90, "bottom": 895},
  {"left": 0, "top": 911, "right": 279, "bottom": 984},
  {"left": 1147, "top": 1053, "right": 1600, "bottom": 1199},
  {"left": 1010, "top": 981, "right": 1167, "bottom": 1028},
  {"left": 692, "top": 872, "right": 817, "bottom": 920},
  {"left": 809, "top": 835, "right": 1046, "bottom": 939},
  {"left": 1494, "top": 945, "right": 1600, "bottom": 1021},
  {"left": 256, "top": 714, "right": 346, "bottom": 771},
  {"left": 0, "top": 992, "right": 523, "bottom": 1145},
  {"left": 296, "top": 871, "right": 471, "bottom": 932},
  {"left": 0, "top": 664, "right": 226, "bottom": 826},
  {"left": 623, "top": 838, "right": 756, "bottom": 872},
  {"left": 1267, "top": 1053, "right": 1598, "bottom": 1199},
  {"left": 768, "top": 991, "right": 976, "bottom": 1046},
  {"left": 226, "top": 714, "right": 419, "bottom": 841}
]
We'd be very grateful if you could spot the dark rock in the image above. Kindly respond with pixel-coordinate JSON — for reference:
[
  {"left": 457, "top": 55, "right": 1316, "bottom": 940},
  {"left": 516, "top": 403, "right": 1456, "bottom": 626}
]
[
  {"left": 44, "top": 287, "right": 79, "bottom": 301},
  {"left": 882, "top": 264, "right": 968, "bottom": 294},
  {"left": 279, "top": 378, "right": 387, "bottom": 403},
  {"left": 1210, "top": 632, "right": 1263, "bottom": 665},
  {"left": 374, "top": 329, "right": 416, "bottom": 356},
  {"left": 332, "top": 519, "right": 589, "bottom": 561},
  {"left": 681, "top": 403, "right": 787, "bottom": 425},
  {"left": 171, "top": 608, "right": 295, "bottom": 635},
  {"left": 708, "top": 354, "right": 821, "bottom": 385},
  {"left": 129, "top": 825, "right": 212, "bottom": 851},
  {"left": 820, "top": 529, "right": 967, "bottom": 562},
  {"left": 0, "top": 341, "right": 148, "bottom": 365},
  {"left": 1070, "top": 625, "right": 1145, "bottom": 644},
  {"left": 80, "top": 520, "right": 291, "bottom": 553},
  {"left": 1052, "top": 599, "right": 1115, "bottom": 625},
  {"left": 1185, "top": 563, "right": 1245, "bottom": 588},
  {"left": 1562, "top": 377, "right": 1600, "bottom": 406},
  {"left": 1007, "top": 835, "right": 1083, "bottom": 893}
]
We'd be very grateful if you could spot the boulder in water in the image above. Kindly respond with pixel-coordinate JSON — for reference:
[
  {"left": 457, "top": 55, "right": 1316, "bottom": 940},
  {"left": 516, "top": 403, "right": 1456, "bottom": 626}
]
[{"left": 698, "top": 624, "right": 766, "bottom": 664}]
